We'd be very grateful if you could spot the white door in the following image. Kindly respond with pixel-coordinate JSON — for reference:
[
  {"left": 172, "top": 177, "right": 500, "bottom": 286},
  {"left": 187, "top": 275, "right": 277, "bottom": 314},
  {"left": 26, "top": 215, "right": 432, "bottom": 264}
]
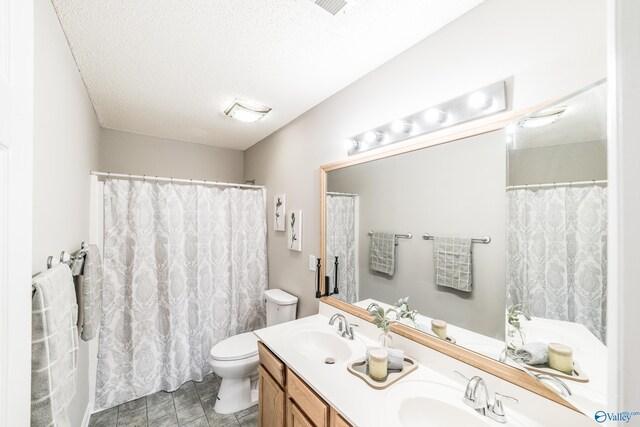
[{"left": 0, "top": 0, "right": 33, "bottom": 425}]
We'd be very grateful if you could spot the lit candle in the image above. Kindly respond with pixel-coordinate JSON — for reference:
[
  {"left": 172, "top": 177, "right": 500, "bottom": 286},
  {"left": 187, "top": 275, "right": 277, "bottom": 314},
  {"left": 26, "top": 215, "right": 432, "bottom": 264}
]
[
  {"left": 368, "top": 348, "right": 388, "bottom": 381},
  {"left": 548, "top": 343, "right": 573, "bottom": 374}
]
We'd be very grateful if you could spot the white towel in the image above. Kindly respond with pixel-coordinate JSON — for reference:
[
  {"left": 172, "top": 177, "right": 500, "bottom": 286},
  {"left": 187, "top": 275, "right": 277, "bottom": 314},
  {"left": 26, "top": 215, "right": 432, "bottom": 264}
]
[
  {"left": 81, "top": 244, "right": 103, "bottom": 341},
  {"left": 515, "top": 342, "right": 549, "bottom": 365},
  {"left": 433, "top": 236, "right": 472, "bottom": 292},
  {"left": 369, "top": 232, "right": 396, "bottom": 276},
  {"left": 387, "top": 348, "right": 405, "bottom": 370},
  {"left": 31, "top": 264, "right": 79, "bottom": 427}
]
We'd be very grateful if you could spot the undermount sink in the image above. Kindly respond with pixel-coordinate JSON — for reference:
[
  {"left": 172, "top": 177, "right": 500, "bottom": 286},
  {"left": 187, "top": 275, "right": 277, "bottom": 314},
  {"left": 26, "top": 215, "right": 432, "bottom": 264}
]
[
  {"left": 288, "top": 325, "right": 361, "bottom": 364},
  {"left": 385, "top": 381, "right": 528, "bottom": 427}
]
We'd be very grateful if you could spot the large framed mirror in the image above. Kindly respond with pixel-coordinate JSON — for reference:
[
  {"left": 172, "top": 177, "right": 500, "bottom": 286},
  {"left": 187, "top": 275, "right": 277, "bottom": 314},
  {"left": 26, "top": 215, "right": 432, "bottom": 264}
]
[{"left": 320, "top": 80, "right": 607, "bottom": 416}]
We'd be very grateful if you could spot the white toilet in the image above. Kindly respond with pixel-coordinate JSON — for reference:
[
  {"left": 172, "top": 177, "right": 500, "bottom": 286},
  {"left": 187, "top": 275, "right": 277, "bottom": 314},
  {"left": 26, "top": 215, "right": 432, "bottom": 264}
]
[{"left": 208, "top": 288, "right": 298, "bottom": 414}]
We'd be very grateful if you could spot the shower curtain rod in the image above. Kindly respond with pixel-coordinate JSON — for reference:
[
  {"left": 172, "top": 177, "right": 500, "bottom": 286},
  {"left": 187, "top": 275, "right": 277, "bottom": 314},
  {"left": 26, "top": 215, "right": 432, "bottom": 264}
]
[
  {"left": 506, "top": 179, "right": 608, "bottom": 191},
  {"left": 327, "top": 191, "right": 358, "bottom": 197},
  {"left": 90, "top": 171, "right": 265, "bottom": 189}
]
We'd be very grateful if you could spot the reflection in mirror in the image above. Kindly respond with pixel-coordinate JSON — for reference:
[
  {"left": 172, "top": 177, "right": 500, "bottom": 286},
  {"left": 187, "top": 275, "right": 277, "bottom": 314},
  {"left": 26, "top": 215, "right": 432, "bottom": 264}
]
[
  {"left": 326, "top": 128, "right": 508, "bottom": 345},
  {"left": 505, "top": 81, "right": 607, "bottom": 411},
  {"left": 322, "top": 80, "right": 607, "bottom": 415}
]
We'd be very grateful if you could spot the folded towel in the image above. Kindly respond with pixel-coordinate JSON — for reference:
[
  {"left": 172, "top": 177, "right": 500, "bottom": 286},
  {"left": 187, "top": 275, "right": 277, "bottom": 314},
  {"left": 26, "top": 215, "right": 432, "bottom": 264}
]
[
  {"left": 387, "top": 348, "right": 405, "bottom": 370},
  {"left": 515, "top": 342, "right": 549, "bottom": 365},
  {"left": 367, "top": 347, "right": 405, "bottom": 371},
  {"left": 31, "top": 264, "right": 79, "bottom": 427},
  {"left": 433, "top": 236, "right": 472, "bottom": 292},
  {"left": 81, "top": 244, "right": 103, "bottom": 341},
  {"left": 369, "top": 232, "right": 396, "bottom": 276}
]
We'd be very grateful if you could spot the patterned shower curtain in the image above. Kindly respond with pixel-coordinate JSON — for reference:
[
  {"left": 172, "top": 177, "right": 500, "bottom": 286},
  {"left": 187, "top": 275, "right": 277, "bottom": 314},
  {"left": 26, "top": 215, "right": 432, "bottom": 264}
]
[
  {"left": 326, "top": 194, "right": 358, "bottom": 303},
  {"left": 506, "top": 186, "right": 607, "bottom": 342},
  {"left": 95, "top": 180, "right": 268, "bottom": 410}
]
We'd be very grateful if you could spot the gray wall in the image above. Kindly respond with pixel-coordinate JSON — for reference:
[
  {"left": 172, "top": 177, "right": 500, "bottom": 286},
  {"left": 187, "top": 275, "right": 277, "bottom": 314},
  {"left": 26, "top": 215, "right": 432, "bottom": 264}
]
[
  {"left": 243, "top": 0, "right": 607, "bottom": 319},
  {"left": 328, "top": 131, "right": 506, "bottom": 339},
  {"left": 508, "top": 140, "right": 607, "bottom": 186},
  {"left": 34, "top": 0, "right": 100, "bottom": 424},
  {"left": 99, "top": 128, "right": 244, "bottom": 183}
]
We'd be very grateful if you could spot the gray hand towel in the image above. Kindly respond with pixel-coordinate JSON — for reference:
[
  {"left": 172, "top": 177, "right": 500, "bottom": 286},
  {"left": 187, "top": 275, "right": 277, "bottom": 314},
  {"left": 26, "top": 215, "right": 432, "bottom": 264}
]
[
  {"left": 81, "top": 244, "right": 103, "bottom": 341},
  {"left": 32, "top": 264, "right": 79, "bottom": 427},
  {"left": 433, "top": 236, "right": 472, "bottom": 292},
  {"left": 369, "top": 232, "right": 396, "bottom": 276},
  {"left": 515, "top": 342, "right": 549, "bottom": 365}
]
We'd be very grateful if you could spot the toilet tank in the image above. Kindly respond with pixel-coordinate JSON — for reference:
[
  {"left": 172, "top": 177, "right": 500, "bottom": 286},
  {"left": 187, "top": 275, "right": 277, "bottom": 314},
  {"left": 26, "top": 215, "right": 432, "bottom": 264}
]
[{"left": 264, "top": 289, "right": 298, "bottom": 326}]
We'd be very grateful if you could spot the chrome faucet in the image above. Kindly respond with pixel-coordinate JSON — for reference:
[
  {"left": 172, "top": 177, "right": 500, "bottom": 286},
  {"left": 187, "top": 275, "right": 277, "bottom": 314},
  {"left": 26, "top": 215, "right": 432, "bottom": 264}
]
[
  {"left": 535, "top": 373, "right": 572, "bottom": 397},
  {"left": 329, "top": 313, "right": 356, "bottom": 340},
  {"left": 455, "top": 371, "right": 518, "bottom": 424},
  {"left": 366, "top": 302, "right": 381, "bottom": 312}
]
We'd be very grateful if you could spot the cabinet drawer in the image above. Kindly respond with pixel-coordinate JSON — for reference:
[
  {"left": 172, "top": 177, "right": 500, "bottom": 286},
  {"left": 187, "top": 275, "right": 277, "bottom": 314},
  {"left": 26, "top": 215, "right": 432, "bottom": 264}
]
[
  {"left": 287, "top": 368, "right": 329, "bottom": 427},
  {"left": 258, "top": 341, "right": 285, "bottom": 387}
]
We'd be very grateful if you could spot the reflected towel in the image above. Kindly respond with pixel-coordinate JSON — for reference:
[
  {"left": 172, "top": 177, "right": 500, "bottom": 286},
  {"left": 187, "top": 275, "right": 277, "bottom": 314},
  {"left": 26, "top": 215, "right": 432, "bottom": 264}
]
[
  {"left": 433, "top": 236, "right": 472, "bottom": 292},
  {"left": 81, "top": 244, "right": 103, "bottom": 341},
  {"left": 31, "top": 264, "right": 79, "bottom": 427},
  {"left": 515, "top": 342, "right": 549, "bottom": 365},
  {"left": 369, "top": 232, "right": 396, "bottom": 276}
]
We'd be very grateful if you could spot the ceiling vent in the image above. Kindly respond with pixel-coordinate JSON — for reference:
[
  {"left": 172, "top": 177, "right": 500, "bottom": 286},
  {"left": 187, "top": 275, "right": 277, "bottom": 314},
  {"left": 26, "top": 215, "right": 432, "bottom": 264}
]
[{"left": 312, "top": 0, "right": 349, "bottom": 15}]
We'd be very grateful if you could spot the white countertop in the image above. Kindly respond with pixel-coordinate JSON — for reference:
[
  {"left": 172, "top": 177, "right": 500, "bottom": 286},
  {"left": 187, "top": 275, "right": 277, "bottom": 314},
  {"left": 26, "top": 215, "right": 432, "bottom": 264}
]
[
  {"left": 255, "top": 313, "right": 471, "bottom": 426},
  {"left": 254, "top": 302, "right": 594, "bottom": 427}
]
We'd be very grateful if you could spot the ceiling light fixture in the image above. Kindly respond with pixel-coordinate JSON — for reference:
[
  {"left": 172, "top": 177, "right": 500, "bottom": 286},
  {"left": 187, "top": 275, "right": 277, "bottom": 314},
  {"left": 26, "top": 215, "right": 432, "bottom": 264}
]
[
  {"left": 224, "top": 99, "right": 272, "bottom": 123},
  {"left": 347, "top": 81, "right": 507, "bottom": 156},
  {"left": 518, "top": 106, "right": 567, "bottom": 128}
]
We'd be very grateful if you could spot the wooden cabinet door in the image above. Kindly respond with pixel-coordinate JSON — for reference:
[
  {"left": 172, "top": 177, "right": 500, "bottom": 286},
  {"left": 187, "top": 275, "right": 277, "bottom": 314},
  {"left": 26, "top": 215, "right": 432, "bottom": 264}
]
[
  {"left": 288, "top": 399, "right": 315, "bottom": 427},
  {"left": 330, "top": 408, "right": 352, "bottom": 427},
  {"left": 259, "top": 365, "right": 285, "bottom": 427}
]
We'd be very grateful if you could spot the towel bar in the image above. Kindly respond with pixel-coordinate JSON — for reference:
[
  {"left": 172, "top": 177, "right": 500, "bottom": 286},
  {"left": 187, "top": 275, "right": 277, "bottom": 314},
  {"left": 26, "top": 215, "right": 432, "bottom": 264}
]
[
  {"left": 422, "top": 233, "right": 491, "bottom": 244},
  {"left": 367, "top": 231, "right": 413, "bottom": 239}
]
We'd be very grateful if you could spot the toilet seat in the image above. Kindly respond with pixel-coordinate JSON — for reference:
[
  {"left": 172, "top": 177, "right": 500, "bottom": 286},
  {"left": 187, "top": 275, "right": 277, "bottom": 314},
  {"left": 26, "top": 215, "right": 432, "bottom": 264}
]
[{"left": 210, "top": 332, "right": 258, "bottom": 362}]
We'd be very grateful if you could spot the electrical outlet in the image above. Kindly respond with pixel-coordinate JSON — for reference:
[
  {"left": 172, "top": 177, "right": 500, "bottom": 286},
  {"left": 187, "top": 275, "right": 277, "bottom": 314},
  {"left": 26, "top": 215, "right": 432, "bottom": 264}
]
[{"left": 309, "top": 255, "right": 317, "bottom": 271}]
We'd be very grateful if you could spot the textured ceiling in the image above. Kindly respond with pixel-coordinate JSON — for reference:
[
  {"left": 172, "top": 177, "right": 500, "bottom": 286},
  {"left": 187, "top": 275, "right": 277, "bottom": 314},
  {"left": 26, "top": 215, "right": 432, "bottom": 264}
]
[{"left": 51, "top": 0, "right": 483, "bottom": 150}]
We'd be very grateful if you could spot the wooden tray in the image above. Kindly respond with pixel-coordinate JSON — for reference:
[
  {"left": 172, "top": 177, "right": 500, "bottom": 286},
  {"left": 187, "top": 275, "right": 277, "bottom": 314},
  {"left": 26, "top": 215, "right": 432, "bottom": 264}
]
[
  {"left": 524, "top": 360, "right": 589, "bottom": 383},
  {"left": 347, "top": 356, "right": 418, "bottom": 390}
]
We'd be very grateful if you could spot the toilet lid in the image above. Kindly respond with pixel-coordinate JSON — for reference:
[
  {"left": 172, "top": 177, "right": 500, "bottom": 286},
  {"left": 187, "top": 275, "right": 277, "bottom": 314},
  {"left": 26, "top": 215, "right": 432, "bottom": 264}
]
[{"left": 210, "top": 332, "right": 259, "bottom": 361}]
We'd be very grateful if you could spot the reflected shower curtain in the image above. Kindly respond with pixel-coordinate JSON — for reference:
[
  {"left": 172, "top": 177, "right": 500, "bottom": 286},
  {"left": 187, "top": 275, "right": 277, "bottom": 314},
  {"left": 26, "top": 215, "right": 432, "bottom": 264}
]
[
  {"left": 95, "top": 180, "right": 267, "bottom": 410},
  {"left": 326, "top": 194, "right": 358, "bottom": 303},
  {"left": 506, "top": 186, "right": 607, "bottom": 342}
]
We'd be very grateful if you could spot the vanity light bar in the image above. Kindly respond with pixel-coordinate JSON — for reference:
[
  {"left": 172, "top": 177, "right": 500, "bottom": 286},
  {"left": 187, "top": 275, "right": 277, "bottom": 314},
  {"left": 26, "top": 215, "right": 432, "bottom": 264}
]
[{"left": 347, "top": 81, "right": 508, "bottom": 156}]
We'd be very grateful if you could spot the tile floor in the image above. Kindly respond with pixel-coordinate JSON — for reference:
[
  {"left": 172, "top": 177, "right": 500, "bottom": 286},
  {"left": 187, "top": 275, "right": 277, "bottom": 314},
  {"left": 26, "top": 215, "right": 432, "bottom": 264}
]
[{"left": 88, "top": 374, "right": 257, "bottom": 427}]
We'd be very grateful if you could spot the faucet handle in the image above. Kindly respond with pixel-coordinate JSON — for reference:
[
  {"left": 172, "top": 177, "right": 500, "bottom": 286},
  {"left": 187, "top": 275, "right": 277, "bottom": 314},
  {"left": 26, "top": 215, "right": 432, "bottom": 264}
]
[{"left": 489, "top": 393, "right": 518, "bottom": 422}]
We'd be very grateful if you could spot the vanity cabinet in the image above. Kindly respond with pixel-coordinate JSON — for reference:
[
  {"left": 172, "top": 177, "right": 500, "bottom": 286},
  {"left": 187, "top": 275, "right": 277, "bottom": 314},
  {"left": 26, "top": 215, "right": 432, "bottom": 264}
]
[{"left": 258, "top": 341, "right": 352, "bottom": 427}]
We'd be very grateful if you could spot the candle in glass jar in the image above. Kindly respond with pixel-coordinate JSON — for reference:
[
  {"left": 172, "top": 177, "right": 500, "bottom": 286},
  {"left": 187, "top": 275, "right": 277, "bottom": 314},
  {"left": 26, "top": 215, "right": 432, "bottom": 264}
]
[
  {"left": 368, "top": 348, "right": 388, "bottom": 381},
  {"left": 548, "top": 343, "right": 573, "bottom": 374},
  {"left": 431, "top": 319, "right": 448, "bottom": 340}
]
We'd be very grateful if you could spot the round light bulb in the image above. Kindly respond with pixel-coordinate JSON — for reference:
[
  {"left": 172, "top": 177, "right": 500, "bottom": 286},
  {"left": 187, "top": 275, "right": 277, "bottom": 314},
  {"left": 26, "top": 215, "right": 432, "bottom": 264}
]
[
  {"left": 424, "top": 108, "right": 447, "bottom": 124},
  {"left": 350, "top": 139, "right": 359, "bottom": 150},
  {"left": 468, "top": 92, "right": 493, "bottom": 110},
  {"left": 363, "top": 131, "right": 379, "bottom": 144},
  {"left": 391, "top": 120, "right": 411, "bottom": 134}
]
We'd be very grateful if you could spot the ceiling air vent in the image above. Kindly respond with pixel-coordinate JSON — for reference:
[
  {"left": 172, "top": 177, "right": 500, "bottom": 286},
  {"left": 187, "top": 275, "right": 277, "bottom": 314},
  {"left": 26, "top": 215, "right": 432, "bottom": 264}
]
[{"left": 313, "top": 0, "right": 349, "bottom": 15}]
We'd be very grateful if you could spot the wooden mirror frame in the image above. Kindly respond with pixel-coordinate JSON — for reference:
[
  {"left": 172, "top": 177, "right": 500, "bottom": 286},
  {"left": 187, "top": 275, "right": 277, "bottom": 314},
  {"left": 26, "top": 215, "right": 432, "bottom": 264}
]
[{"left": 319, "top": 99, "right": 581, "bottom": 413}]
